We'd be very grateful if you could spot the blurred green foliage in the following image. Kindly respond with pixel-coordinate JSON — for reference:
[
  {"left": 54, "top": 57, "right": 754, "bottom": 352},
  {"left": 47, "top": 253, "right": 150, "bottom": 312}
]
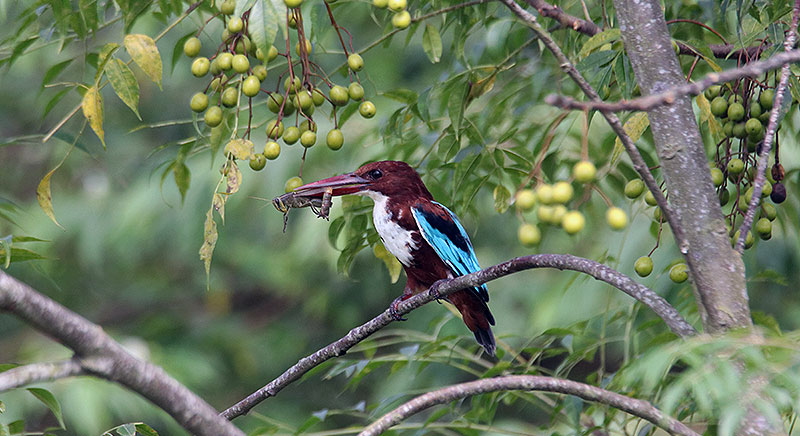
[{"left": 1, "top": 0, "right": 800, "bottom": 435}]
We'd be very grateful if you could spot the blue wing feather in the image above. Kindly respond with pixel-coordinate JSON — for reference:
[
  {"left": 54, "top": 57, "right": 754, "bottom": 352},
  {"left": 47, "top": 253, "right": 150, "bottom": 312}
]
[{"left": 411, "top": 202, "right": 489, "bottom": 302}]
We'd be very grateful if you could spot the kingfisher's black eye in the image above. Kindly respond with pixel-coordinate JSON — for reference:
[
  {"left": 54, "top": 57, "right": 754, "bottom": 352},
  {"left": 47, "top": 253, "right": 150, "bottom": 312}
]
[{"left": 368, "top": 169, "right": 383, "bottom": 179}]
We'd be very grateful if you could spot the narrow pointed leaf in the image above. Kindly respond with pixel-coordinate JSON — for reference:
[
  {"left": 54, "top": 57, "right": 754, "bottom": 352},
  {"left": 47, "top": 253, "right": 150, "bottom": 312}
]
[
  {"left": 235, "top": 0, "right": 258, "bottom": 17},
  {"left": 134, "top": 423, "right": 159, "bottom": 436},
  {"left": 123, "top": 34, "right": 162, "bottom": 89},
  {"left": 27, "top": 388, "right": 65, "bottom": 429},
  {"left": 36, "top": 168, "right": 65, "bottom": 230},
  {"left": 173, "top": 163, "right": 191, "bottom": 203},
  {"left": 199, "top": 207, "right": 218, "bottom": 280},
  {"left": 42, "top": 59, "right": 74, "bottom": 88},
  {"left": 105, "top": 59, "right": 140, "bottom": 118},
  {"left": 611, "top": 112, "right": 648, "bottom": 166},
  {"left": 249, "top": 0, "right": 279, "bottom": 63},
  {"left": 422, "top": 25, "right": 442, "bottom": 63},
  {"left": 94, "top": 42, "right": 120, "bottom": 83},
  {"left": 82, "top": 86, "right": 105, "bottom": 146}
]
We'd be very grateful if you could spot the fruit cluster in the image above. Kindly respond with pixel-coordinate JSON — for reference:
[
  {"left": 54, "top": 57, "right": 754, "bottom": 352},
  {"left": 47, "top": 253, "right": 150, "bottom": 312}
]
[
  {"left": 372, "top": 0, "right": 412, "bottom": 29},
  {"left": 515, "top": 160, "right": 630, "bottom": 247},
  {"left": 185, "top": 0, "right": 378, "bottom": 185}
]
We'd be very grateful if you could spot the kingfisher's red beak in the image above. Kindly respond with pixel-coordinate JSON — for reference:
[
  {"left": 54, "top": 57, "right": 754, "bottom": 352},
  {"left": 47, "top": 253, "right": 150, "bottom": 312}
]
[{"left": 292, "top": 172, "right": 370, "bottom": 197}]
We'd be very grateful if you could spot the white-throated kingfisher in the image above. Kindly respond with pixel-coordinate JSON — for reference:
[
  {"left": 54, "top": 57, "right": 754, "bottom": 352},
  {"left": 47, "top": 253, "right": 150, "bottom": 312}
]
[{"left": 292, "top": 161, "right": 496, "bottom": 356}]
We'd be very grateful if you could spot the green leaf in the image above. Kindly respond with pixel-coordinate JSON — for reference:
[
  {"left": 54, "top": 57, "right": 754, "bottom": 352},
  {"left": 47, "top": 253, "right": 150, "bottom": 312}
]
[
  {"left": 381, "top": 88, "right": 418, "bottom": 104},
  {"left": 7, "top": 420, "right": 23, "bottom": 434},
  {"left": 173, "top": 163, "right": 191, "bottom": 203},
  {"left": 492, "top": 184, "right": 511, "bottom": 213},
  {"left": 422, "top": 25, "right": 442, "bottom": 63},
  {"left": 578, "top": 28, "right": 621, "bottom": 59},
  {"left": 249, "top": 0, "right": 279, "bottom": 65},
  {"left": 171, "top": 31, "right": 195, "bottom": 73},
  {"left": 124, "top": 34, "right": 162, "bottom": 89},
  {"left": 117, "top": 423, "right": 136, "bottom": 436},
  {"left": 328, "top": 216, "right": 345, "bottom": 248},
  {"left": 447, "top": 81, "right": 468, "bottom": 137},
  {"left": 235, "top": 0, "right": 258, "bottom": 17},
  {"left": 134, "top": 423, "right": 159, "bottom": 436},
  {"left": 43, "top": 88, "right": 73, "bottom": 119},
  {"left": 94, "top": 42, "right": 120, "bottom": 84},
  {"left": 105, "top": 59, "right": 140, "bottom": 119},
  {"left": 27, "top": 388, "right": 65, "bottom": 429},
  {"left": 373, "top": 242, "right": 402, "bottom": 283},
  {"left": 42, "top": 59, "right": 74, "bottom": 88},
  {"left": 82, "top": 86, "right": 105, "bottom": 146}
]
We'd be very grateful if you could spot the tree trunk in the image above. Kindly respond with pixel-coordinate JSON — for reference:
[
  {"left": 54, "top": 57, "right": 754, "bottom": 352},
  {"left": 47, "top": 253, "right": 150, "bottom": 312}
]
[{"left": 613, "top": 0, "right": 750, "bottom": 334}]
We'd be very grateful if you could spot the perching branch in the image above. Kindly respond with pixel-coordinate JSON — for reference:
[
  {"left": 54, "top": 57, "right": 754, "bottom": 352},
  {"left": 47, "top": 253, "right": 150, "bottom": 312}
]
[
  {"left": 0, "top": 270, "right": 245, "bottom": 436},
  {"left": 222, "top": 253, "right": 695, "bottom": 420},
  {"left": 498, "top": 0, "right": 687, "bottom": 252},
  {"left": 359, "top": 375, "right": 700, "bottom": 436},
  {"left": 545, "top": 48, "right": 800, "bottom": 113},
  {"left": 524, "top": 0, "right": 762, "bottom": 59},
  {"left": 0, "top": 359, "right": 85, "bottom": 392},
  {"left": 736, "top": 0, "right": 800, "bottom": 252}
]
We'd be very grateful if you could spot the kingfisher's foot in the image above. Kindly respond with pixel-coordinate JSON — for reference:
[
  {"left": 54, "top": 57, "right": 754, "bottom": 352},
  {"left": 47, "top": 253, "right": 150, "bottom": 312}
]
[
  {"left": 389, "top": 296, "right": 408, "bottom": 321},
  {"left": 429, "top": 280, "right": 445, "bottom": 303}
]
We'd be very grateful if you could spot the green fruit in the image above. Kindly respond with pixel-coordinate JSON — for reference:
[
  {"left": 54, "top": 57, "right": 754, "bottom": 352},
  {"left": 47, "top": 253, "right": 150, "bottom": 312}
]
[
  {"left": 266, "top": 120, "right": 284, "bottom": 139},
  {"left": 326, "top": 129, "right": 344, "bottom": 150},
  {"left": 710, "top": 168, "right": 723, "bottom": 186},
  {"left": 573, "top": 160, "right": 596, "bottom": 183},
  {"left": 761, "top": 181, "right": 772, "bottom": 197},
  {"left": 295, "top": 91, "right": 313, "bottom": 111},
  {"left": 606, "top": 207, "right": 628, "bottom": 230},
  {"left": 536, "top": 184, "right": 553, "bottom": 205},
  {"left": 733, "top": 230, "right": 755, "bottom": 249},
  {"left": 267, "top": 93, "right": 283, "bottom": 113},
  {"left": 653, "top": 207, "right": 662, "bottom": 221},
  {"left": 518, "top": 223, "right": 541, "bottom": 247},
  {"left": 234, "top": 36, "right": 251, "bottom": 55},
  {"left": 217, "top": 52, "right": 233, "bottom": 70},
  {"left": 536, "top": 205, "right": 554, "bottom": 223},
  {"left": 392, "top": 10, "right": 411, "bottom": 29},
  {"left": 184, "top": 37, "right": 201, "bottom": 57},
  {"left": 732, "top": 122, "right": 747, "bottom": 139},
  {"left": 300, "top": 130, "right": 317, "bottom": 147},
  {"left": 756, "top": 217, "right": 772, "bottom": 237},
  {"left": 268, "top": 45, "right": 279, "bottom": 61},
  {"left": 263, "top": 141, "right": 281, "bottom": 159},
  {"left": 710, "top": 96, "right": 728, "bottom": 117},
  {"left": 311, "top": 88, "right": 325, "bottom": 106},
  {"left": 722, "top": 121, "right": 733, "bottom": 137},
  {"left": 759, "top": 111, "right": 770, "bottom": 123},
  {"left": 745, "top": 117, "right": 762, "bottom": 136},
  {"left": 283, "top": 99, "right": 296, "bottom": 116},
  {"left": 299, "top": 120, "right": 316, "bottom": 133},
  {"left": 728, "top": 94, "right": 743, "bottom": 105},
  {"left": 387, "top": 0, "right": 406, "bottom": 11},
  {"left": 284, "top": 76, "right": 302, "bottom": 93},
  {"left": 191, "top": 57, "right": 210, "bottom": 77},
  {"left": 359, "top": 101, "right": 376, "bottom": 118},
  {"left": 209, "top": 77, "right": 223, "bottom": 92},
  {"left": 232, "top": 54, "right": 249, "bottom": 73},
  {"left": 644, "top": 190, "right": 657, "bottom": 206},
  {"left": 373, "top": 0, "right": 388, "bottom": 7},
  {"left": 727, "top": 102, "right": 745, "bottom": 121},
  {"left": 624, "top": 179, "right": 645, "bottom": 198},
  {"left": 221, "top": 87, "right": 238, "bottom": 107},
  {"left": 303, "top": 103, "right": 315, "bottom": 116},
  {"left": 190, "top": 92, "right": 209, "bottom": 112},
  {"left": 249, "top": 154, "right": 266, "bottom": 171},
  {"left": 227, "top": 16, "right": 244, "bottom": 33},
  {"left": 515, "top": 189, "right": 536, "bottom": 211},
  {"left": 253, "top": 64, "right": 267, "bottom": 81},
  {"left": 295, "top": 39, "right": 312, "bottom": 56},
  {"left": 551, "top": 205, "right": 567, "bottom": 225},
  {"left": 329, "top": 85, "right": 349, "bottom": 106},
  {"left": 669, "top": 263, "right": 688, "bottom": 283},
  {"left": 749, "top": 101, "right": 762, "bottom": 118},
  {"left": 719, "top": 189, "right": 730, "bottom": 206},
  {"left": 284, "top": 0, "right": 303, "bottom": 8},
  {"left": 204, "top": 106, "right": 223, "bottom": 127},
  {"left": 255, "top": 48, "right": 265, "bottom": 61},
  {"left": 242, "top": 75, "right": 260, "bottom": 97},
  {"left": 285, "top": 176, "right": 303, "bottom": 193},
  {"left": 561, "top": 210, "right": 585, "bottom": 234},
  {"left": 283, "top": 126, "right": 301, "bottom": 145},
  {"left": 348, "top": 53, "right": 364, "bottom": 71},
  {"left": 760, "top": 89, "right": 774, "bottom": 109},
  {"left": 634, "top": 256, "right": 654, "bottom": 277},
  {"left": 209, "top": 58, "right": 222, "bottom": 76},
  {"left": 551, "top": 181, "right": 574, "bottom": 203},
  {"left": 727, "top": 158, "right": 744, "bottom": 174},
  {"left": 221, "top": 29, "right": 232, "bottom": 43},
  {"left": 704, "top": 85, "right": 721, "bottom": 100},
  {"left": 348, "top": 82, "right": 365, "bottom": 100},
  {"left": 220, "top": 0, "right": 235, "bottom": 15}
]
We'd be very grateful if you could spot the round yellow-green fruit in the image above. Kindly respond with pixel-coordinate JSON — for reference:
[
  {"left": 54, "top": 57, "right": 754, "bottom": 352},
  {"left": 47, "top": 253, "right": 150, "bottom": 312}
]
[
  {"left": 359, "top": 101, "right": 376, "bottom": 118},
  {"left": 535, "top": 184, "right": 553, "bottom": 205},
  {"left": 515, "top": 189, "right": 536, "bottom": 211},
  {"left": 387, "top": 0, "right": 406, "bottom": 11},
  {"left": 348, "top": 53, "right": 364, "bottom": 72},
  {"left": 285, "top": 176, "right": 303, "bottom": 193},
  {"left": 249, "top": 154, "right": 266, "bottom": 171},
  {"left": 669, "top": 263, "right": 688, "bottom": 283},
  {"left": 326, "top": 129, "right": 344, "bottom": 150},
  {"left": 551, "top": 181, "right": 574, "bottom": 203},
  {"left": 606, "top": 207, "right": 628, "bottom": 230},
  {"left": 392, "top": 10, "right": 411, "bottom": 29},
  {"left": 191, "top": 57, "right": 210, "bottom": 77},
  {"left": 184, "top": 37, "right": 201, "bottom": 57},
  {"left": 634, "top": 256, "right": 653, "bottom": 277},
  {"left": 573, "top": 160, "right": 596, "bottom": 183},
  {"left": 300, "top": 130, "right": 317, "bottom": 147},
  {"left": 204, "top": 106, "right": 223, "bottom": 127},
  {"left": 190, "top": 92, "right": 208, "bottom": 112},
  {"left": 263, "top": 141, "right": 281, "bottom": 160},
  {"left": 518, "top": 223, "right": 541, "bottom": 247},
  {"left": 561, "top": 211, "right": 585, "bottom": 234},
  {"left": 283, "top": 126, "right": 301, "bottom": 145}
]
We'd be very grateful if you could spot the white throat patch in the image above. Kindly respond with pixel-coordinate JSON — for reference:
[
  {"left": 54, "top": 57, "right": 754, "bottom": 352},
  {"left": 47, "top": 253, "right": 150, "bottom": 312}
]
[{"left": 363, "top": 191, "right": 417, "bottom": 266}]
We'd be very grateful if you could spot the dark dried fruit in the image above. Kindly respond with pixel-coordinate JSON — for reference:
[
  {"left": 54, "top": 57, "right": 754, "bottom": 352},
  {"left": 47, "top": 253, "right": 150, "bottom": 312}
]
[
  {"left": 771, "top": 164, "right": 785, "bottom": 182},
  {"left": 770, "top": 182, "right": 786, "bottom": 203}
]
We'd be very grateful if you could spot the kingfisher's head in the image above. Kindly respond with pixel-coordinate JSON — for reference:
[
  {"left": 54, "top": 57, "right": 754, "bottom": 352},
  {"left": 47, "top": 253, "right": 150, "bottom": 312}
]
[{"left": 292, "top": 160, "right": 433, "bottom": 200}]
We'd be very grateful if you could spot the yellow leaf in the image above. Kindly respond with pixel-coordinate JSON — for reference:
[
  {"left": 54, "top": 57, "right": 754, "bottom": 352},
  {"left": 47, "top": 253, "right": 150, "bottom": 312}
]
[
  {"left": 578, "top": 28, "right": 621, "bottom": 59},
  {"left": 199, "top": 208, "right": 218, "bottom": 280},
  {"left": 226, "top": 160, "right": 242, "bottom": 194},
  {"left": 374, "top": 242, "right": 402, "bottom": 284},
  {"left": 213, "top": 193, "right": 226, "bottom": 223},
  {"left": 611, "top": 112, "right": 649, "bottom": 167},
  {"left": 124, "top": 33, "right": 162, "bottom": 89},
  {"left": 36, "top": 168, "right": 65, "bottom": 230},
  {"left": 223, "top": 138, "right": 255, "bottom": 160},
  {"left": 82, "top": 86, "right": 105, "bottom": 146},
  {"left": 696, "top": 93, "right": 724, "bottom": 143}
]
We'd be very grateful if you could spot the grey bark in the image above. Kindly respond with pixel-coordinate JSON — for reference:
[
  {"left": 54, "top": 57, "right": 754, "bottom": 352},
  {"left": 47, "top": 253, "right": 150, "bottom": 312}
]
[{"left": 613, "top": 0, "right": 750, "bottom": 333}]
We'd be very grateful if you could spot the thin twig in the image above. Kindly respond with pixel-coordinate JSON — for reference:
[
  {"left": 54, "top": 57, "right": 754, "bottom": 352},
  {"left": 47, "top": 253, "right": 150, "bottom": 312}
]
[
  {"left": 736, "top": 0, "right": 800, "bottom": 252},
  {"left": 359, "top": 375, "right": 700, "bottom": 436},
  {"left": 221, "top": 253, "right": 695, "bottom": 420},
  {"left": 0, "top": 359, "right": 85, "bottom": 391},
  {"left": 499, "top": 0, "right": 688, "bottom": 252},
  {"left": 545, "top": 48, "right": 800, "bottom": 112}
]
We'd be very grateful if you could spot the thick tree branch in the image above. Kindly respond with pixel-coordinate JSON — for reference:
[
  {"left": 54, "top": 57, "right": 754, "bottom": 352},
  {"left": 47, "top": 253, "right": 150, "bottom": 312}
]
[
  {"left": 0, "top": 359, "right": 86, "bottom": 391},
  {"left": 0, "top": 270, "right": 245, "bottom": 436},
  {"left": 359, "top": 375, "right": 700, "bottom": 436},
  {"left": 524, "top": 0, "right": 762, "bottom": 59},
  {"left": 736, "top": 0, "right": 800, "bottom": 252},
  {"left": 499, "top": 0, "right": 687, "bottom": 255},
  {"left": 545, "top": 48, "right": 800, "bottom": 113},
  {"left": 222, "top": 253, "right": 695, "bottom": 420}
]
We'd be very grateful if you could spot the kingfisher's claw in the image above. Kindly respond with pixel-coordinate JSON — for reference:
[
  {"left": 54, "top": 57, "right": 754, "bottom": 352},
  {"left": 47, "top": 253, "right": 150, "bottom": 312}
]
[
  {"left": 389, "top": 296, "right": 408, "bottom": 321},
  {"left": 429, "top": 281, "right": 445, "bottom": 303}
]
